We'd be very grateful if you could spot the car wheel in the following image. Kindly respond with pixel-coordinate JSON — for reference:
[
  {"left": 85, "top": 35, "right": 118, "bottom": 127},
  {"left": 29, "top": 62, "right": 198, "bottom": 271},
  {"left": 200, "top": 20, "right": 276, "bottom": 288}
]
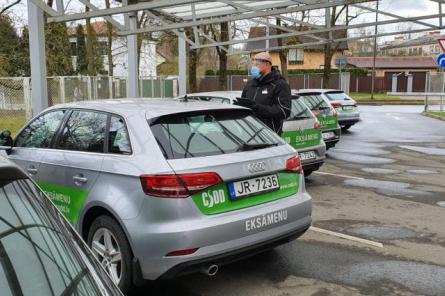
[
  {"left": 88, "top": 215, "right": 134, "bottom": 295},
  {"left": 341, "top": 125, "right": 351, "bottom": 132}
]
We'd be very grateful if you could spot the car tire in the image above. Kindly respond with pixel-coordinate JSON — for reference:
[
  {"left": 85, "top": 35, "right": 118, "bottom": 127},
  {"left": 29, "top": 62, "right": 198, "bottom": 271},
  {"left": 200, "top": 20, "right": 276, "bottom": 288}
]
[
  {"left": 304, "top": 169, "right": 314, "bottom": 178},
  {"left": 87, "top": 215, "right": 134, "bottom": 295},
  {"left": 341, "top": 125, "right": 351, "bottom": 132}
]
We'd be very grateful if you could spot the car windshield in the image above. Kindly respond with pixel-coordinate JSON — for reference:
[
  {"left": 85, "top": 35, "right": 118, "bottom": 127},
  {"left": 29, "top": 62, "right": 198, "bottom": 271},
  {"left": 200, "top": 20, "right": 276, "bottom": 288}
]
[
  {"left": 325, "top": 92, "right": 352, "bottom": 101},
  {"left": 0, "top": 178, "right": 122, "bottom": 296},
  {"left": 288, "top": 96, "right": 314, "bottom": 120},
  {"left": 150, "top": 109, "right": 284, "bottom": 159},
  {"left": 298, "top": 94, "right": 331, "bottom": 111}
]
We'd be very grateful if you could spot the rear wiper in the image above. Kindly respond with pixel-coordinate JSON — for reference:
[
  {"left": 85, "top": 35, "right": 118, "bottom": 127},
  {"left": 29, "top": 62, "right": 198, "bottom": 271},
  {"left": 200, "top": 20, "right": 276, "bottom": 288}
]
[
  {"left": 290, "top": 115, "right": 310, "bottom": 120},
  {"left": 238, "top": 142, "right": 278, "bottom": 151}
]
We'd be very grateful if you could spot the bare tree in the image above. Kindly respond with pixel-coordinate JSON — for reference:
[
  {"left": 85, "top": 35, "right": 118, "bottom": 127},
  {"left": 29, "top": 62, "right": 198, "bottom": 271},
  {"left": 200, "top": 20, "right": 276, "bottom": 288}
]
[
  {"left": 0, "top": 0, "right": 22, "bottom": 16},
  {"left": 211, "top": 22, "right": 229, "bottom": 90}
]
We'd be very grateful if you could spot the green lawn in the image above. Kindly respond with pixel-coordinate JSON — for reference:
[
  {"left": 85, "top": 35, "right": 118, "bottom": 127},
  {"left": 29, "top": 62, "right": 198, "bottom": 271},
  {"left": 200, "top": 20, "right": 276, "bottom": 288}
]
[
  {"left": 0, "top": 110, "right": 26, "bottom": 136},
  {"left": 424, "top": 111, "right": 445, "bottom": 120},
  {"left": 349, "top": 92, "right": 401, "bottom": 101}
]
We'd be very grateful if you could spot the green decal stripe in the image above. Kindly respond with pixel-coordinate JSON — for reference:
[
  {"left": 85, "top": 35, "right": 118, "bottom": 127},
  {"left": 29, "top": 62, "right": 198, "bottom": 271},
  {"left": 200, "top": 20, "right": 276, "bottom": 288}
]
[
  {"left": 37, "top": 182, "right": 88, "bottom": 224},
  {"left": 282, "top": 128, "right": 322, "bottom": 150},
  {"left": 192, "top": 172, "right": 299, "bottom": 215},
  {"left": 317, "top": 115, "right": 339, "bottom": 130},
  {"left": 336, "top": 107, "right": 357, "bottom": 113}
]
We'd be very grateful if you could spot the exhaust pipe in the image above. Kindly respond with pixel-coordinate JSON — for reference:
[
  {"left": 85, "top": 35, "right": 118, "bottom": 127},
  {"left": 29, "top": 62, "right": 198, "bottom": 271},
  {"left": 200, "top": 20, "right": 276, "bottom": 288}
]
[{"left": 201, "top": 264, "right": 219, "bottom": 276}]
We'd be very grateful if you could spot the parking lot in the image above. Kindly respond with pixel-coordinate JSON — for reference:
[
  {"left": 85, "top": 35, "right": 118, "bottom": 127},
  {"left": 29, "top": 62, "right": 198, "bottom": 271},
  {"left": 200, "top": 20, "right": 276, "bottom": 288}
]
[{"left": 137, "top": 105, "right": 445, "bottom": 296}]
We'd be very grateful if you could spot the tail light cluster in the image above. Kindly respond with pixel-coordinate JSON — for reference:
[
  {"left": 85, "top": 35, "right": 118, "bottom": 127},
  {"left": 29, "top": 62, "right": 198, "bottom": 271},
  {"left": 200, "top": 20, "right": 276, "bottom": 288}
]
[
  {"left": 140, "top": 172, "right": 222, "bottom": 198},
  {"left": 286, "top": 156, "right": 303, "bottom": 174},
  {"left": 330, "top": 101, "right": 342, "bottom": 109},
  {"left": 314, "top": 121, "right": 322, "bottom": 130}
]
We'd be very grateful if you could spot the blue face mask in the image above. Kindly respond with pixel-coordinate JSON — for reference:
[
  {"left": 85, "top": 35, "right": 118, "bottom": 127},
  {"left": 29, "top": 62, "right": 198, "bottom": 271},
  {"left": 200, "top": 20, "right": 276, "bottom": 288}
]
[{"left": 250, "top": 66, "right": 262, "bottom": 79}]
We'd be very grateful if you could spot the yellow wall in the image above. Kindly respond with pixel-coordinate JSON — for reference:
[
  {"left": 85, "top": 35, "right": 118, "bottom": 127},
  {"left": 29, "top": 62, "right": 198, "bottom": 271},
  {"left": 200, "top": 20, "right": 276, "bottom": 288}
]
[{"left": 265, "top": 51, "right": 344, "bottom": 70}]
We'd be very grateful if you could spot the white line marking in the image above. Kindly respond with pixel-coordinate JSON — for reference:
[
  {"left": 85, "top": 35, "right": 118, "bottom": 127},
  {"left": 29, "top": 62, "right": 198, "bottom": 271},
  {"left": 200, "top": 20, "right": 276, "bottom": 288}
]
[
  {"left": 309, "top": 227, "right": 384, "bottom": 248},
  {"left": 313, "top": 171, "right": 364, "bottom": 180}
]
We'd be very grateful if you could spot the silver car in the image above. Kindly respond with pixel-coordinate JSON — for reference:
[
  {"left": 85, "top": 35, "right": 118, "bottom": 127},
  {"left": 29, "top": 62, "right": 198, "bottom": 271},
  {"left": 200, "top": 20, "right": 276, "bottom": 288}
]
[
  {"left": 0, "top": 156, "right": 123, "bottom": 296},
  {"left": 187, "top": 92, "right": 326, "bottom": 176},
  {"left": 1, "top": 99, "right": 312, "bottom": 293},
  {"left": 303, "top": 89, "right": 360, "bottom": 131}
]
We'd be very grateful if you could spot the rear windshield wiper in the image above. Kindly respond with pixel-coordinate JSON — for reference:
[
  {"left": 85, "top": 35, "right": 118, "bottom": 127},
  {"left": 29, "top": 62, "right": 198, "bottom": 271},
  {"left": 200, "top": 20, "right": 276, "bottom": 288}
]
[{"left": 239, "top": 143, "right": 278, "bottom": 151}]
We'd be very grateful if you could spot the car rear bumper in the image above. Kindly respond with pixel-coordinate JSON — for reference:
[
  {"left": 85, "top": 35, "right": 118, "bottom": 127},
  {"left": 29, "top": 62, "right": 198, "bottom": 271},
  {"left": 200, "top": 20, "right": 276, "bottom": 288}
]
[
  {"left": 125, "top": 189, "right": 312, "bottom": 280},
  {"left": 338, "top": 112, "right": 360, "bottom": 126},
  {"left": 159, "top": 221, "right": 311, "bottom": 279},
  {"left": 322, "top": 127, "right": 341, "bottom": 146},
  {"left": 297, "top": 144, "right": 325, "bottom": 172}
]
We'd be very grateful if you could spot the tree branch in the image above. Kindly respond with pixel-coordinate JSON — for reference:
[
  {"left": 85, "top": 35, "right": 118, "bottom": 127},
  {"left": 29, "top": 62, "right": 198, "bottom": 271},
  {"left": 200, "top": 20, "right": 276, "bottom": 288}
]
[{"left": 0, "top": 0, "right": 22, "bottom": 16}]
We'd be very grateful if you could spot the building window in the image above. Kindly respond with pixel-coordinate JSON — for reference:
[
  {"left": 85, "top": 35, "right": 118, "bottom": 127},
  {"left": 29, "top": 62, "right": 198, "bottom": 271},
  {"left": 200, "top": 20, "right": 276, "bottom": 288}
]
[
  {"left": 98, "top": 41, "right": 108, "bottom": 56},
  {"left": 288, "top": 48, "right": 304, "bottom": 65},
  {"left": 418, "top": 47, "right": 422, "bottom": 55},
  {"left": 70, "top": 42, "right": 77, "bottom": 56}
]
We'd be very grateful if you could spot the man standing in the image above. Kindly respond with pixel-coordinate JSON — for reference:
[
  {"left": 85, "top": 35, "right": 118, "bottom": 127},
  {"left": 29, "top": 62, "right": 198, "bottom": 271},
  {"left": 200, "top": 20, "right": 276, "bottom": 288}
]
[{"left": 236, "top": 52, "right": 292, "bottom": 135}]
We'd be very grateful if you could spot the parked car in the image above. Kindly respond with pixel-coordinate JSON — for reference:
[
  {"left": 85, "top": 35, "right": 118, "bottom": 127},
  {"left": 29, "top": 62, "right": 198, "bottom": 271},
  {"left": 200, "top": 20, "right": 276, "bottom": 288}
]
[
  {"left": 0, "top": 156, "right": 123, "bottom": 296},
  {"left": 304, "top": 89, "right": 360, "bottom": 131},
  {"left": 1, "top": 98, "right": 312, "bottom": 293},
  {"left": 294, "top": 90, "right": 341, "bottom": 149},
  {"left": 187, "top": 92, "right": 326, "bottom": 176}
]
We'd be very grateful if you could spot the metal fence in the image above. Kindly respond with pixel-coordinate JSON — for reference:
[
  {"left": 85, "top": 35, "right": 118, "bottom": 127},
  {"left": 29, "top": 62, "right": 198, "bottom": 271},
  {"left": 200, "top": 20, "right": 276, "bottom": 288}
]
[
  {"left": 0, "top": 76, "right": 178, "bottom": 135},
  {"left": 198, "top": 73, "right": 351, "bottom": 94}
]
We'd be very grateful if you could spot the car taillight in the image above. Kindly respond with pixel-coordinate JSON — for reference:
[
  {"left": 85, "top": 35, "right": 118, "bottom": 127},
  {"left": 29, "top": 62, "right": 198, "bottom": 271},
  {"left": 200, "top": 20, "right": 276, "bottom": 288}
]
[
  {"left": 331, "top": 101, "right": 342, "bottom": 109},
  {"left": 286, "top": 156, "right": 303, "bottom": 174},
  {"left": 140, "top": 172, "right": 223, "bottom": 198},
  {"left": 313, "top": 110, "right": 321, "bottom": 116},
  {"left": 333, "top": 111, "right": 338, "bottom": 117},
  {"left": 314, "top": 121, "right": 322, "bottom": 130}
]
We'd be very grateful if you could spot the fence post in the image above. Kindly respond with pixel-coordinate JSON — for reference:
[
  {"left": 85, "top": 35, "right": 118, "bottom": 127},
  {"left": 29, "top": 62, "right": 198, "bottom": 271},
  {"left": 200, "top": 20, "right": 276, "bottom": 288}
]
[
  {"left": 23, "top": 77, "right": 32, "bottom": 120},
  {"left": 87, "top": 76, "right": 92, "bottom": 100},
  {"left": 151, "top": 77, "right": 154, "bottom": 98},
  {"left": 109, "top": 76, "right": 113, "bottom": 99},
  {"left": 59, "top": 76, "right": 66, "bottom": 103},
  {"left": 424, "top": 72, "right": 430, "bottom": 112}
]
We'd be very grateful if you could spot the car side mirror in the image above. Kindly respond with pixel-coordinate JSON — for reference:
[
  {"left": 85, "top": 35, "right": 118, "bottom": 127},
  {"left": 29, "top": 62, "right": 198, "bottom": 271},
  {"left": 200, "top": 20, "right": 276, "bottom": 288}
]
[{"left": 0, "top": 130, "right": 13, "bottom": 155}]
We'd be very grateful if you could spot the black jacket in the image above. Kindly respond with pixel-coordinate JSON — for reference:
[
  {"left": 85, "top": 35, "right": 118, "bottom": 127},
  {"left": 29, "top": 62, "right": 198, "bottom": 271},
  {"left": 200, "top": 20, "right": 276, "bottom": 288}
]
[{"left": 241, "top": 69, "right": 292, "bottom": 134}]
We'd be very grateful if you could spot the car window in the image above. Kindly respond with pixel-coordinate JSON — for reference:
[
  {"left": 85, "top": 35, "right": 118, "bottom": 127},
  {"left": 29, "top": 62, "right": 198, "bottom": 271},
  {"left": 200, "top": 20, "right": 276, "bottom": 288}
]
[
  {"left": 299, "top": 94, "right": 330, "bottom": 110},
  {"left": 325, "top": 92, "right": 351, "bottom": 101},
  {"left": 0, "top": 178, "right": 122, "bottom": 296},
  {"left": 15, "top": 110, "right": 66, "bottom": 148},
  {"left": 109, "top": 116, "right": 131, "bottom": 155},
  {"left": 56, "top": 111, "right": 107, "bottom": 153},
  {"left": 288, "top": 96, "right": 314, "bottom": 120},
  {"left": 150, "top": 110, "right": 284, "bottom": 159}
]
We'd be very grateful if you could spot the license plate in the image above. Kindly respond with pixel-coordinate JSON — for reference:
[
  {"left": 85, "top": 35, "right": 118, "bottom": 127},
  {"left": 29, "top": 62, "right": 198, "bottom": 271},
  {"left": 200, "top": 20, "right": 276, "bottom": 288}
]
[
  {"left": 299, "top": 151, "right": 316, "bottom": 161},
  {"left": 228, "top": 174, "right": 279, "bottom": 200},
  {"left": 322, "top": 132, "right": 335, "bottom": 140},
  {"left": 343, "top": 105, "right": 354, "bottom": 110}
]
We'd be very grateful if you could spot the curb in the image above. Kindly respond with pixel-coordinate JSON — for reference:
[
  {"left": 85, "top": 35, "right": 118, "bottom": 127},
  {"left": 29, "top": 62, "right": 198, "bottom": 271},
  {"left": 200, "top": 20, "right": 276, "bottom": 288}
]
[
  {"left": 358, "top": 100, "right": 424, "bottom": 106},
  {"left": 422, "top": 112, "right": 445, "bottom": 121}
]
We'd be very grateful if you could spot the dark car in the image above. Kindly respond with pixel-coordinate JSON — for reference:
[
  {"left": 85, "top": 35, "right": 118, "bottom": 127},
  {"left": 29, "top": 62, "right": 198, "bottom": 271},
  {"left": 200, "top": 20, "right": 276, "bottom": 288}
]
[{"left": 0, "top": 156, "right": 123, "bottom": 296}]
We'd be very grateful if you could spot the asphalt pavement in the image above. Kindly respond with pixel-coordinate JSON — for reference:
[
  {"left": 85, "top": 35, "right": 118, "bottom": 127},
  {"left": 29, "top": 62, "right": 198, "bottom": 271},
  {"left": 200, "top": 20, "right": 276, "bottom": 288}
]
[{"left": 133, "top": 106, "right": 445, "bottom": 296}]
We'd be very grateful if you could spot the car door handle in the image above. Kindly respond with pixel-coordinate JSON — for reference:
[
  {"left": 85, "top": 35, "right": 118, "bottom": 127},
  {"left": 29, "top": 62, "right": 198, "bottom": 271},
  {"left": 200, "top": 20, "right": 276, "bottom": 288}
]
[
  {"left": 73, "top": 175, "right": 88, "bottom": 184},
  {"left": 27, "top": 166, "right": 38, "bottom": 175}
]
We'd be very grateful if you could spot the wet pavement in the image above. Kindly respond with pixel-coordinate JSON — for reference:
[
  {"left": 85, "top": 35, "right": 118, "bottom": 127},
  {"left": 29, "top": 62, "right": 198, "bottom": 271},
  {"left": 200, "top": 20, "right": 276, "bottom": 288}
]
[{"left": 135, "top": 106, "right": 445, "bottom": 296}]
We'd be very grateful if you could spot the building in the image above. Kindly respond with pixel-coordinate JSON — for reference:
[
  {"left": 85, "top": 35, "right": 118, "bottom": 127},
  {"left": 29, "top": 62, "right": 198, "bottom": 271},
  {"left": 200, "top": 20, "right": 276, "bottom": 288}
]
[
  {"left": 380, "top": 31, "right": 443, "bottom": 57},
  {"left": 345, "top": 39, "right": 374, "bottom": 57},
  {"left": 68, "top": 22, "right": 165, "bottom": 77},
  {"left": 346, "top": 56, "right": 439, "bottom": 92},
  {"left": 246, "top": 27, "right": 348, "bottom": 70}
]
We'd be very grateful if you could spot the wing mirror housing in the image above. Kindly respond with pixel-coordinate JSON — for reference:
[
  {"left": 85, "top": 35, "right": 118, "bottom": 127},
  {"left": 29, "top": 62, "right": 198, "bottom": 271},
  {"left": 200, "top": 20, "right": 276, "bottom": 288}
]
[{"left": 0, "top": 130, "right": 13, "bottom": 155}]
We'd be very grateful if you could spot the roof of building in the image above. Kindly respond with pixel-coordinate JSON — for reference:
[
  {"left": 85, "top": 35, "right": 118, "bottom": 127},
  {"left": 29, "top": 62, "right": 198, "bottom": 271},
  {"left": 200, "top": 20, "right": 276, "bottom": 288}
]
[
  {"left": 346, "top": 56, "right": 437, "bottom": 69},
  {"left": 246, "top": 27, "right": 349, "bottom": 52},
  {"left": 381, "top": 32, "right": 445, "bottom": 50},
  {"left": 67, "top": 21, "right": 114, "bottom": 36}
]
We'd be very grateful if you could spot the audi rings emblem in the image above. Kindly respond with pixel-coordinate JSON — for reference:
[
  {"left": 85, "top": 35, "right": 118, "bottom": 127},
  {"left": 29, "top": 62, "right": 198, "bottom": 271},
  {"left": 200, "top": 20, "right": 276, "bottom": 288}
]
[{"left": 247, "top": 161, "right": 267, "bottom": 173}]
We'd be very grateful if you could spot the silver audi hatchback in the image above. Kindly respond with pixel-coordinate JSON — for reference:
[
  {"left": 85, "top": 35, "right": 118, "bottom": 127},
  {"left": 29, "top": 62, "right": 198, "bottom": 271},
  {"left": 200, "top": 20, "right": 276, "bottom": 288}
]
[{"left": 1, "top": 99, "right": 312, "bottom": 294}]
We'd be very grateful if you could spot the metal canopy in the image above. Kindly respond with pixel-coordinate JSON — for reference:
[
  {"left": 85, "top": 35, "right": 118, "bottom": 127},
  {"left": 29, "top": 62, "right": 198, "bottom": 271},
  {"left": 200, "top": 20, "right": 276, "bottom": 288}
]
[{"left": 27, "top": 0, "right": 445, "bottom": 113}]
